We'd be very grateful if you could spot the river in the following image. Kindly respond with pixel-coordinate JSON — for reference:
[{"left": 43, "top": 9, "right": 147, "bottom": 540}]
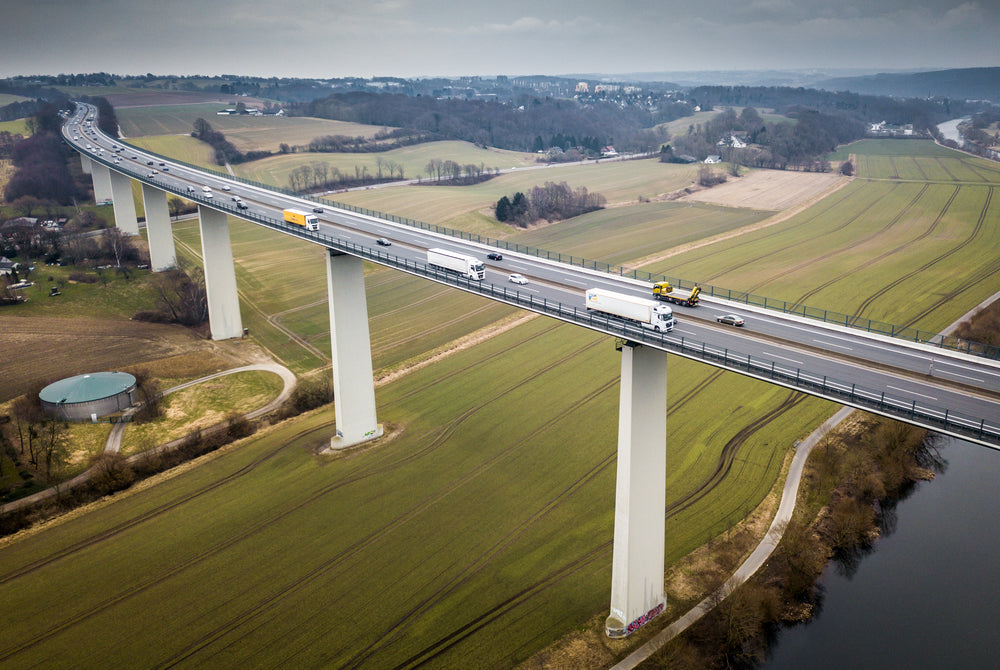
[
  {"left": 763, "top": 436, "right": 1000, "bottom": 668},
  {"left": 936, "top": 117, "right": 967, "bottom": 144}
]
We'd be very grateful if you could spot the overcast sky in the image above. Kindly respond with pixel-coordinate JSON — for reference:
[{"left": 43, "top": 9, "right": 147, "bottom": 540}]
[{"left": 1, "top": 0, "right": 997, "bottom": 80}]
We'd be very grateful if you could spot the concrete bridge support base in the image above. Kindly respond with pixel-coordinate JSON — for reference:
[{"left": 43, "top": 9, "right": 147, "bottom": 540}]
[
  {"left": 323, "top": 250, "right": 381, "bottom": 450},
  {"left": 141, "top": 183, "right": 177, "bottom": 271},
  {"left": 90, "top": 162, "right": 113, "bottom": 205},
  {"left": 198, "top": 205, "right": 243, "bottom": 340},
  {"left": 81, "top": 154, "right": 92, "bottom": 174},
  {"left": 606, "top": 342, "right": 667, "bottom": 638},
  {"left": 109, "top": 169, "right": 139, "bottom": 235}
]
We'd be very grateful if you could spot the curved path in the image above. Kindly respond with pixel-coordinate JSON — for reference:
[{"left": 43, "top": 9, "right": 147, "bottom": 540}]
[
  {"left": 611, "top": 406, "right": 853, "bottom": 669},
  {"left": 611, "top": 300, "right": 990, "bottom": 668},
  {"left": 1, "top": 363, "right": 296, "bottom": 514}
]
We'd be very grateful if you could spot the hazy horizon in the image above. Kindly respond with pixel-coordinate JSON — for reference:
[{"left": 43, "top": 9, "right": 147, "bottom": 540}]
[{"left": 1, "top": 0, "right": 997, "bottom": 80}]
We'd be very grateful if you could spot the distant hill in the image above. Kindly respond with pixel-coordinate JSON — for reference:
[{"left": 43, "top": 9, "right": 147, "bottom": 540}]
[{"left": 815, "top": 67, "right": 1000, "bottom": 102}]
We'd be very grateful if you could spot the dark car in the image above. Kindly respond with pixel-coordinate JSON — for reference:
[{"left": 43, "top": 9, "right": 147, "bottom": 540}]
[
  {"left": 312, "top": 207, "right": 324, "bottom": 214},
  {"left": 487, "top": 252, "right": 503, "bottom": 261},
  {"left": 717, "top": 314, "right": 745, "bottom": 327},
  {"left": 376, "top": 237, "right": 391, "bottom": 246}
]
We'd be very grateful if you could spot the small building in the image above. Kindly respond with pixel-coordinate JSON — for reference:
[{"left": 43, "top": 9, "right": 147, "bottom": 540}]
[
  {"left": 0, "top": 256, "right": 13, "bottom": 275},
  {"left": 39, "top": 371, "right": 138, "bottom": 421},
  {"left": 704, "top": 155, "right": 722, "bottom": 164}
]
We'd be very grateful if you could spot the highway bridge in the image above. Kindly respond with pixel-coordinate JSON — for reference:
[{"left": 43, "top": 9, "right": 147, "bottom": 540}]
[{"left": 63, "top": 102, "right": 1000, "bottom": 637}]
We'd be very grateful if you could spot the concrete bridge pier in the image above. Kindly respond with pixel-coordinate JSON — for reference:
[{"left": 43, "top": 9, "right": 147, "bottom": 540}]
[
  {"left": 198, "top": 205, "right": 243, "bottom": 340},
  {"left": 606, "top": 341, "right": 667, "bottom": 638},
  {"left": 108, "top": 169, "right": 139, "bottom": 235},
  {"left": 324, "top": 250, "right": 381, "bottom": 449},
  {"left": 80, "top": 154, "right": 92, "bottom": 174},
  {"left": 141, "top": 183, "right": 177, "bottom": 271},
  {"left": 90, "top": 162, "right": 113, "bottom": 205}
]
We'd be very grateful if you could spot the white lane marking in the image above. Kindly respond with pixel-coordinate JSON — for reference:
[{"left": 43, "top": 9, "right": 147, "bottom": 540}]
[
  {"left": 813, "top": 339, "right": 853, "bottom": 351},
  {"left": 938, "top": 370, "right": 985, "bottom": 383},
  {"left": 771, "top": 318, "right": 1000, "bottom": 379},
  {"left": 763, "top": 351, "right": 803, "bottom": 365},
  {"left": 887, "top": 385, "right": 937, "bottom": 400}
]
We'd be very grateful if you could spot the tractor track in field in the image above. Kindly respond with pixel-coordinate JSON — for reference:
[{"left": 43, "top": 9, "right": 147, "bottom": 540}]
[
  {"left": 388, "top": 391, "right": 805, "bottom": 669},
  {"left": 909, "top": 157, "right": 929, "bottom": 182},
  {"left": 934, "top": 157, "right": 959, "bottom": 182},
  {"left": 699, "top": 183, "right": 898, "bottom": 284},
  {"left": 0, "top": 323, "right": 567, "bottom": 588},
  {"left": 851, "top": 186, "right": 993, "bottom": 323},
  {"left": 152, "top": 338, "right": 615, "bottom": 667},
  {"left": 786, "top": 184, "right": 955, "bottom": 309},
  {"left": 336, "top": 377, "right": 623, "bottom": 669},
  {"left": 663, "top": 391, "right": 806, "bottom": 519},
  {"left": 745, "top": 184, "right": 929, "bottom": 299},
  {"left": 0, "top": 331, "right": 608, "bottom": 664},
  {"left": 370, "top": 302, "right": 504, "bottom": 358},
  {"left": 335, "top": 369, "right": 733, "bottom": 668}
]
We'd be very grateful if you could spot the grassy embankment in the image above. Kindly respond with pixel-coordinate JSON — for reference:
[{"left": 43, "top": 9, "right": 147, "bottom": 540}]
[{"left": 3, "top": 138, "right": 998, "bottom": 666}]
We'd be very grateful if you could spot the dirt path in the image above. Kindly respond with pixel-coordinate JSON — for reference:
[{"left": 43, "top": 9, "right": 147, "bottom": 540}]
[
  {"left": 623, "top": 173, "right": 852, "bottom": 271},
  {"left": 0, "top": 363, "right": 295, "bottom": 515}
]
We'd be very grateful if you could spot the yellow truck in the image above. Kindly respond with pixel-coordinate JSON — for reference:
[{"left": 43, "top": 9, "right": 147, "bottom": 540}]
[
  {"left": 652, "top": 281, "right": 700, "bottom": 306},
  {"left": 283, "top": 208, "right": 320, "bottom": 231}
]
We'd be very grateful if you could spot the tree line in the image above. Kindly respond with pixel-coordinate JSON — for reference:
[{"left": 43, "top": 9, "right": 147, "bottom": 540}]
[
  {"left": 667, "top": 106, "right": 867, "bottom": 171},
  {"left": 495, "top": 181, "right": 606, "bottom": 227},
  {"left": 293, "top": 92, "right": 670, "bottom": 154},
  {"left": 190, "top": 118, "right": 270, "bottom": 165}
]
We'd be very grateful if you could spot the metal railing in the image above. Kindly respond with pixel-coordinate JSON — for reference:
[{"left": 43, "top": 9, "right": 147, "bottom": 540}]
[
  {"left": 238, "top": 214, "right": 1000, "bottom": 448},
  {"left": 71, "top": 109, "right": 1000, "bottom": 362}
]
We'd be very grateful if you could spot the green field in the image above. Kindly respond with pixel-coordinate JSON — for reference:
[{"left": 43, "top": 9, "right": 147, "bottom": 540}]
[
  {"left": 118, "top": 104, "right": 393, "bottom": 152},
  {"left": 0, "top": 94, "right": 31, "bottom": 106},
  {"left": 3, "top": 137, "right": 999, "bottom": 666},
  {"left": 0, "top": 118, "right": 30, "bottom": 135},
  {"left": 236, "top": 140, "right": 540, "bottom": 188}
]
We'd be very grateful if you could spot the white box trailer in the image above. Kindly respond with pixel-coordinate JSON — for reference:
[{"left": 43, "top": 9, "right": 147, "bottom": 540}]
[
  {"left": 585, "top": 288, "right": 675, "bottom": 332},
  {"left": 427, "top": 248, "right": 486, "bottom": 280}
]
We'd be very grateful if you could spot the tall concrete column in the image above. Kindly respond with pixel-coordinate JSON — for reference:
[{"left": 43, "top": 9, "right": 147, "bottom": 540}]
[
  {"left": 109, "top": 169, "right": 139, "bottom": 235},
  {"left": 325, "top": 250, "right": 381, "bottom": 449},
  {"left": 198, "top": 205, "right": 243, "bottom": 340},
  {"left": 81, "top": 154, "right": 92, "bottom": 174},
  {"left": 91, "top": 162, "right": 112, "bottom": 204},
  {"left": 141, "top": 183, "right": 177, "bottom": 271},
  {"left": 606, "top": 342, "right": 668, "bottom": 638}
]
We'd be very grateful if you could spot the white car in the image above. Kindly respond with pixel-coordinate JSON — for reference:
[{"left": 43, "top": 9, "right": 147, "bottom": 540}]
[
  {"left": 508, "top": 273, "right": 529, "bottom": 285},
  {"left": 221, "top": 185, "right": 231, "bottom": 191}
]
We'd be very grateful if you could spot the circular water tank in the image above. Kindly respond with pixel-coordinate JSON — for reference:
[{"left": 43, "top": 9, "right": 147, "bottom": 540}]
[{"left": 39, "top": 371, "right": 138, "bottom": 421}]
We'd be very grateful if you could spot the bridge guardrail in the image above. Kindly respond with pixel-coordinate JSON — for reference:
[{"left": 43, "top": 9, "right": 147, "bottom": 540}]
[
  {"left": 73, "top": 106, "right": 1000, "bottom": 362},
  {"left": 232, "top": 210, "right": 1000, "bottom": 447}
]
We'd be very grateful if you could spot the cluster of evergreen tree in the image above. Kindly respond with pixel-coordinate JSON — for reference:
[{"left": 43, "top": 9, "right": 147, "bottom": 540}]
[{"left": 495, "top": 182, "right": 606, "bottom": 227}]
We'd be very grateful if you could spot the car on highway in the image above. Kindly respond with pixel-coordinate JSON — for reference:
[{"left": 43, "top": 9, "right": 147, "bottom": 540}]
[
  {"left": 716, "top": 314, "right": 745, "bottom": 327},
  {"left": 221, "top": 185, "right": 231, "bottom": 191},
  {"left": 312, "top": 207, "right": 324, "bottom": 214},
  {"left": 236, "top": 201, "right": 249, "bottom": 209},
  {"left": 487, "top": 252, "right": 503, "bottom": 261},
  {"left": 376, "top": 237, "right": 391, "bottom": 246},
  {"left": 508, "top": 273, "right": 528, "bottom": 285}
]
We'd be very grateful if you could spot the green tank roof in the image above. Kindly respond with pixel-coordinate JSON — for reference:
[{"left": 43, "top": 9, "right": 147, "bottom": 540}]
[{"left": 39, "top": 371, "right": 136, "bottom": 404}]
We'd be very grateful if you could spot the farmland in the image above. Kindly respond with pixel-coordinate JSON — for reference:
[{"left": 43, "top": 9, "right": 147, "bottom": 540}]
[
  {"left": 117, "top": 103, "right": 392, "bottom": 151},
  {"left": 657, "top": 140, "right": 1000, "bottom": 330},
  {"left": 3, "top": 131, "right": 1000, "bottom": 667}
]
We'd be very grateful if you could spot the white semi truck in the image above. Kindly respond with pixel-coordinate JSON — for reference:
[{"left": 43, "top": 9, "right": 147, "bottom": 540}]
[
  {"left": 427, "top": 248, "right": 486, "bottom": 280},
  {"left": 585, "top": 288, "right": 675, "bottom": 332}
]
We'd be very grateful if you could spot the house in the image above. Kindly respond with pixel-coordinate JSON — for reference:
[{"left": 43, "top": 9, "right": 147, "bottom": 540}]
[
  {"left": 601, "top": 145, "right": 618, "bottom": 157},
  {"left": 0, "top": 256, "right": 13, "bottom": 275},
  {"left": 704, "top": 155, "right": 722, "bottom": 164}
]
